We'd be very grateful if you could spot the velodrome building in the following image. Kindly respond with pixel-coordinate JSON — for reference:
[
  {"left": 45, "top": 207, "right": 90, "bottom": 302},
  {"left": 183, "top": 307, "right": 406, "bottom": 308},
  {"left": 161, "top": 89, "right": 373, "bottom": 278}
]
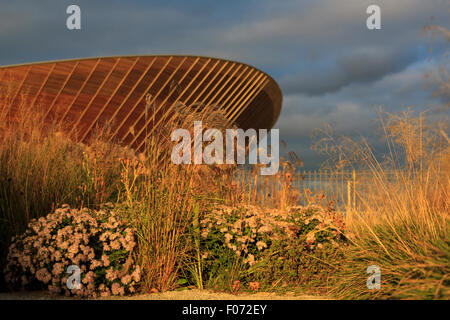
[{"left": 0, "top": 56, "right": 282, "bottom": 152}]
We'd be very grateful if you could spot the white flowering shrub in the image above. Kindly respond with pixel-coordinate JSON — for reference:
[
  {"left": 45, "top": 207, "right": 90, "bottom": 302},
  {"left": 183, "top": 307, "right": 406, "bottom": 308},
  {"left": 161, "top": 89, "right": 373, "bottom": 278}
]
[
  {"left": 200, "top": 204, "right": 346, "bottom": 291},
  {"left": 4, "top": 204, "right": 141, "bottom": 297}
]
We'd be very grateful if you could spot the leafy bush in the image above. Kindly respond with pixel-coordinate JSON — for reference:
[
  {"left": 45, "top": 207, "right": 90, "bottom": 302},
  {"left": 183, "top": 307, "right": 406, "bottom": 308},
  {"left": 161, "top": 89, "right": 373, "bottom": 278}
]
[
  {"left": 4, "top": 204, "right": 141, "bottom": 298},
  {"left": 199, "top": 204, "right": 346, "bottom": 292},
  {"left": 0, "top": 98, "right": 133, "bottom": 289}
]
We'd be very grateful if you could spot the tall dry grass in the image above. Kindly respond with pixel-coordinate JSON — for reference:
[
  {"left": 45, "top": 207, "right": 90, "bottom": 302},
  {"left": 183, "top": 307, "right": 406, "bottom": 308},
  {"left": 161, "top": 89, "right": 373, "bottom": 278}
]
[
  {"left": 0, "top": 87, "right": 298, "bottom": 293},
  {"left": 318, "top": 109, "right": 449, "bottom": 299},
  {"left": 0, "top": 90, "right": 131, "bottom": 290},
  {"left": 118, "top": 146, "right": 196, "bottom": 292},
  {"left": 327, "top": 24, "right": 450, "bottom": 299},
  {"left": 115, "top": 97, "right": 240, "bottom": 292}
]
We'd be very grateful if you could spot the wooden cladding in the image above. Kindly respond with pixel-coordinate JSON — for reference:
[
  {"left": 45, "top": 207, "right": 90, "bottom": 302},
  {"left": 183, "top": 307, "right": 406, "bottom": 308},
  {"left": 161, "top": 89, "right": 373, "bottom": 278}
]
[{"left": 0, "top": 56, "right": 282, "bottom": 152}]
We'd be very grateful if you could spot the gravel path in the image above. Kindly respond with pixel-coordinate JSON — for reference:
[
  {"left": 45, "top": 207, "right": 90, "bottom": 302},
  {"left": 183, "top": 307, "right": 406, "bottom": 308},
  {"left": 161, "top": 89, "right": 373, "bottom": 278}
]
[{"left": 0, "top": 289, "right": 326, "bottom": 300}]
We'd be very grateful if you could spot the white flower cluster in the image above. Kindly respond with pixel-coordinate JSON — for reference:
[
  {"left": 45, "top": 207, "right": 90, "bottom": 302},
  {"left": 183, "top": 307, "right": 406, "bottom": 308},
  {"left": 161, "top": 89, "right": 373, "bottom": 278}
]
[{"left": 4, "top": 205, "right": 141, "bottom": 298}]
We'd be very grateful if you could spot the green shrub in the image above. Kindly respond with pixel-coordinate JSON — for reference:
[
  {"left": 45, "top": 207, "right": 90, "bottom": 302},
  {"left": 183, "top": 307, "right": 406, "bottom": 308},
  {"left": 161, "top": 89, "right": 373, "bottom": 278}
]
[
  {"left": 199, "top": 204, "right": 346, "bottom": 292},
  {"left": 0, "top": 101, "right": 133, "bottom": 289}
]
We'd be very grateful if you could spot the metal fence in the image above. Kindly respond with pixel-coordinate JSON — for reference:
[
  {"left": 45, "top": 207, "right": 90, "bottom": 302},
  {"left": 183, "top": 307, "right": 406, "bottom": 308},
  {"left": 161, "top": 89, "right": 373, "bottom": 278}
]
[
  {"left": 293, "top": 169, "right": 402, "bottom": 210},
  {"left": 236, "top": 168, "right": 403, "bottom": 210},
  {"left": 293, "top": 169, "right": 358, "bottom": 209}
]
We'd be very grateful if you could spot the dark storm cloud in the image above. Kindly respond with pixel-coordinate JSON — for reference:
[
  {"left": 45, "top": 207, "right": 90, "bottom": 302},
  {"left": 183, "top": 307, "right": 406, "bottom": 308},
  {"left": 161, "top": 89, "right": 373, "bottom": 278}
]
[{"left": 280, "top": 47, "right": 422, "bottom": 96}]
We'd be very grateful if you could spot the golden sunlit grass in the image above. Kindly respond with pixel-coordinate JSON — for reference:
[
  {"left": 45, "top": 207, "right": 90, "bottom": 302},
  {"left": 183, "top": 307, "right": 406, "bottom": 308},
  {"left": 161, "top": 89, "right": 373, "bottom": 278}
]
[
  {"left": 323, "top": 25, "right": 450, "bottom": 299},
  {"left": 0, "top": 76, "right": 448, "bottom": 299},
  {"left": 0, "top": 89, "right": 301, "bottom": 294},
  {"left": 0, "top": 90, "right": 133, "bottom": 290},
  {"left": 323, "top": 109, "right": 450, "bottom": 299}
]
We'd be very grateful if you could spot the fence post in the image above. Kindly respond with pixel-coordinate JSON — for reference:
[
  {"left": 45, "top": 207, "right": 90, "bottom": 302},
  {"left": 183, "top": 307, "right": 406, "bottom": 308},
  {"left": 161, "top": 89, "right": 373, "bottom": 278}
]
[
  {"left": 341, "top": 168, "right": 344, "bottom": 206},
  {"left": 313, "top": 170, "right": 317, "bottom": 193},
  {"left": 347, "top": 180, "right": 351, "bottom": 212},
  {"left": 308, "top": 170, "right": 312, "bottom": 194},
  {"left": 352, "top": 168, "right": 356, "bottom": 211},
  {"left": 319, "top": 169, "right": 322, "bottom": 193}
]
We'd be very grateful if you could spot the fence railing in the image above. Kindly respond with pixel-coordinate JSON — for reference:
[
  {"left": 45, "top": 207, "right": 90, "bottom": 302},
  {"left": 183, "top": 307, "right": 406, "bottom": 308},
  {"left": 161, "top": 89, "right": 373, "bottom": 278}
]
[
  {"left": 296, "top": 169, "right": 411, "bottom": 210},
  {"left": 236, "top": 169, "right": 405, "bottom": 210}
]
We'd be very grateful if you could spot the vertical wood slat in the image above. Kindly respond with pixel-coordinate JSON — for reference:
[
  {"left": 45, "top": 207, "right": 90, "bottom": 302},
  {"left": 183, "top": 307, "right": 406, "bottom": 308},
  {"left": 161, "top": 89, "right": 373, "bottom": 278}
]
[
  {"left": 30, "top": 63, "right": 56, "bottom": 108},
  {"left": 202, "top": 63, "right": 240, "bottom": 105},
  {"left": 1, "top": 55, "right": 281, "bottom": 155},
  {"left": 173, "top": 59, "right": 212, "bottom": 107},
  {"left": 181, "top": 60, "right": 219, "bottom": 105},
  {"left": 70, "top": 58, "right": 121, "bottom": 136},
  {"left": 152, "top": 58, "right": 212, "bottom": 127},
  {"left": 0, "top": 68, "right": 7, "bottom": 83},
  {"left": 136, "top": 58, "right": 213, "bottom": 150},
  {"left": 106, "top": 57, "right": 157, "bottom": 138},
  {"left": 224, "top": 70, "right": 261, "bottom": 117},
  {"left": 59, "top": 59, "right": 101, "bottom": 126},
  {"left": 153, "top": 59, "right": 222, "bottom": 130},
  {"left": 182, "top": 59, "right": 221, "bottom": 107},
  {"left": 216, "top": 67, "right": 254, "bottom": 113},
  {"left": 142, "top": 58, "right": 205, "bottom": 135},
  {"left": 10, "top": 66, "right": 32, "bottom": 108},
  {"left": 200, "top": 63, "right": 243, "bottom": 109},
  {"left": 227, "top": 73, "right": 264, "bottom": 119},
  {"left": 126, "top": 57, "right": 188, "bottom": 146},
  {"left": 80, "top": 57, "right": 140, "bottom": 142},
  {"left": 111, "top": 57, "right": 163, "bottom": 139},
  {"left": 137, "top": 61, "right": 232, "bottom": 152},
  {"left": 121, "top": 57, "right": 180, "bottom": 144},
  {"left": 188, "top": 60, "right": 229, "bottom": 108},
  {"left": 144, "top": 72, "right": 231, "bottom": 158},
  {"left": 230, "top": 78, "right": 269, "bottom": 122},
  {"left": 44, "top": 62, "right": 80, "bottom": 120},
  {"left": 114, "top": 56, "right": 173, "bottom": 141},
  {"left": 227, "top": 73, "right": 267, "bottom": 120},
  {"left": 138, "top": 57, "right": 209, "bottom": 143}
]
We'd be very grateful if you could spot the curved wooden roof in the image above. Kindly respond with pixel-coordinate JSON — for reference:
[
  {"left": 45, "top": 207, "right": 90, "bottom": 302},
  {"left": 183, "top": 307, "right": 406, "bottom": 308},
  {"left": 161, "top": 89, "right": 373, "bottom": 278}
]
[{"left": 0, "top": 55, "right": 282, "bottom": 152}]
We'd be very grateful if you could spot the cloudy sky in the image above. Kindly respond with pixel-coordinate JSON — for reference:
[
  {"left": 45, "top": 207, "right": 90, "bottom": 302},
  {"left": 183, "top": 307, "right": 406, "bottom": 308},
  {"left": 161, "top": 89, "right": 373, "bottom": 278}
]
[{"left": 1, "top": 0, "right": 448, "bottom": 169}]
